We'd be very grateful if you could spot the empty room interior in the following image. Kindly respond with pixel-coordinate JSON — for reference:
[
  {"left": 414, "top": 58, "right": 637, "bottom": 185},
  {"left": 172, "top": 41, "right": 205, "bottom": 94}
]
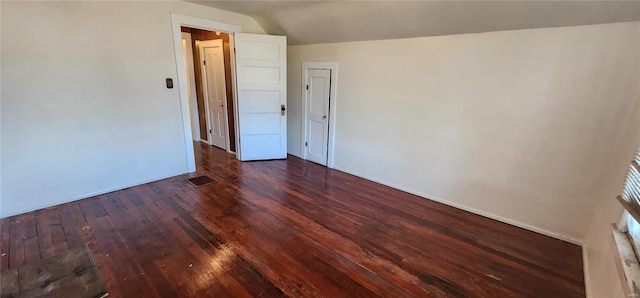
[{"left": 2, "top": 1, "right": 640, "bottom": 297}]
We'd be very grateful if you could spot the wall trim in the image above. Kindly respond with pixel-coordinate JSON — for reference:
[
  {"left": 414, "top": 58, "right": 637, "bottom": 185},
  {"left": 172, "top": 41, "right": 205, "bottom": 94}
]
[
  {"left": 0, "top": 171, "right": 187, "bottom": 218},
  {"left": 170, "top": 13, "right": 242, "bottom": 173},
  {"left": 227, "top": 36, "right": 241, "bottom": 157},
  {"left": 180, "top": 31, "right": 200, "bottom": 142},
  {"left": 332, "top": 165, "right": 585, "bottom": 245},
  {"left": 582, "top": 244, "right": 592, "bottom": 297}
]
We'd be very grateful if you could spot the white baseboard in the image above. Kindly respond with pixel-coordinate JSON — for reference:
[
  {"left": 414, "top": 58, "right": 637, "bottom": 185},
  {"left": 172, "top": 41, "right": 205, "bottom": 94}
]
[
  {"left": 332, "top": 165, "right": 584, "bottom": 246},
  {"left": 0, "top": 170, "right": 193, "bottom": 218},
  {"left": 287, "top": 150, "right": 303, "bottom": 159},
  {"left": 582, "top": 244, "right": 592, "bottom": 297}
]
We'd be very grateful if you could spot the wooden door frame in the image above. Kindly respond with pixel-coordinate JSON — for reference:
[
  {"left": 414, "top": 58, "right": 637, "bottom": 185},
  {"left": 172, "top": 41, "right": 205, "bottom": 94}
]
[
  {"left": 171, "top": 14, "right": 241, "bottom": 171},
  {"left": 301, "top": 62, "right": 338, "bottom": 169},
  {"left": 198, "top": 39, "right": 230, "bottom": 151},
  {"left": 180, "top": 32, "right": 201, "bottom": 142}
]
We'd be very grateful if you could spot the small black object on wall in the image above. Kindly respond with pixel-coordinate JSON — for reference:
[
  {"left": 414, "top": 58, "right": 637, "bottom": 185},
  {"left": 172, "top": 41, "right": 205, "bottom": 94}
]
[{"left": 166, "top": 78, "right": 173, "bottom": 89}]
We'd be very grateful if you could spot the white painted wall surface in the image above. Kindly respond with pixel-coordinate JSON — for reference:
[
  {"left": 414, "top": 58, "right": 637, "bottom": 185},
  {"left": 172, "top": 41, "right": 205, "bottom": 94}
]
[
  {"left": 287, "top": 22, "right": 640, "bottom": 242},
  {"left": 583, "top": 99, "right": 640, "bottom": 297},
  {"left": 0, "top": 1, "right": 264, "bottom": 217}
]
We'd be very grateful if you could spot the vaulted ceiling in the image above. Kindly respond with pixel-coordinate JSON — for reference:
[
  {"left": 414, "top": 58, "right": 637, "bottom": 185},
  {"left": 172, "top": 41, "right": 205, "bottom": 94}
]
[{"left": 190, "top": 1, "right": 640, "bottom": 45}]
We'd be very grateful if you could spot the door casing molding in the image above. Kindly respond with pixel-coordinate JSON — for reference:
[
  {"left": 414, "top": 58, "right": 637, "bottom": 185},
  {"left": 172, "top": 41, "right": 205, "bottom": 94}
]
[
  {"left": 180, "top": 32, "right": 201, "bottom": 143},
  {"left": 171, "top": 13, "right": 241, "bottom": 171}
]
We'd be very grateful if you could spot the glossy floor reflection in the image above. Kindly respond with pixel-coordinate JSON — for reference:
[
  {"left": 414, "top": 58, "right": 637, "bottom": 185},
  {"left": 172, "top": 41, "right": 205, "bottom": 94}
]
[{"left": 0, "top": 142, "right": 585, "bottom": 297}]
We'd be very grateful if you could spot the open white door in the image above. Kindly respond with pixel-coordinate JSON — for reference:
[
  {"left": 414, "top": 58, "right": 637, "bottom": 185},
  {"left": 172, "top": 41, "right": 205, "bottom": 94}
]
[{"left": 235, "top": 33, "right": 287, "bottom": 161}]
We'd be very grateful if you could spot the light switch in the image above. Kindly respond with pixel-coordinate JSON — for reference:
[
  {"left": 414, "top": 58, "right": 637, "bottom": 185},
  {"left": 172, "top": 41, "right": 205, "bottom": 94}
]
[{"left": 166, "top": 78, "right": 173, "bottom": 89}]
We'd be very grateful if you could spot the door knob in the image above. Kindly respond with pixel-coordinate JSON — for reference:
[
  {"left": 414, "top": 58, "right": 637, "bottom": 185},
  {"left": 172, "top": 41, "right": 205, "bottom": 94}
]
[
  {"left": 322, "top": 115, "right": 327, "bottom": 119},
  {"left": 281, "top": 104, "right": 286, "bottom": 116}
]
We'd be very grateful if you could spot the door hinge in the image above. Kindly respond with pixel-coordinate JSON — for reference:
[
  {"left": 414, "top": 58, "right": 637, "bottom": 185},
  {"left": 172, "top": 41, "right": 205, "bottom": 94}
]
[
  {"left": 306, "top": 85, "right": 309, "bottom": 90},
  {"left": 209, "top": 129, "right": 212, "bottom": 133},
  {"left": 305, "top": 141, "right": 308, "bottom": 147},
  {"left": 203, "top": 60, "right": 206, "bottom": 65},
  {"left": 234, "top": 47, "right": 236, "bottom": 54}
]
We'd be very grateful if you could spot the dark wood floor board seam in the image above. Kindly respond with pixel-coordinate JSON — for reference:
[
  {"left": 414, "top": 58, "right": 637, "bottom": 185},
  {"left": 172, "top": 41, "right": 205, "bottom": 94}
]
[
  {"left": 208, "top": 163, "right": 564, "bottom": 294},
  {"left": 158, "top": 184, "right": 312, "bottom": 296},
  {"left": 124, "top": 181, "right": 279, "bottom": 297},
  {"left": 204, "top": 169, "right": 533, "bottom": 296},
  {"left": 0, "top": 143, "right": 586, "bottom": 297},
  {"left": 319, "top": 166, "right": 577, "bottom": 252},
  {"left": 247, "top": 162, "right": 583, "bottom": 285},
  {"left": 0, "top": 219, "right": 11, "bottom": 272},
  {"left": 208, "top": 145, "right": 584, "bottom": 296},
  {"left": 196, "top": 170, "right": 448, "bottom": 296},
  {"left": 8, "top": 218, "right": 25, "bottom": 269},
  {"left": 187, "top": 211, "right": 327, "bottom": 297},
  {"left": 83, "top": 204, "right": 161, "bottom": 297}
]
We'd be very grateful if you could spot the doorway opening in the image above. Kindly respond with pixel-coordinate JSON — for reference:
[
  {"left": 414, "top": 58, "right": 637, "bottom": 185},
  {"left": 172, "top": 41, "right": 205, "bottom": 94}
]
[
  {"left": 181, "top": 27, "right": 236, "bottom": 154},
  {"left": 172, "top": 14, "right": 288, "bottom": 172},
  {"left": 302, "top": 62, "right": 338, "bottom": 168}
]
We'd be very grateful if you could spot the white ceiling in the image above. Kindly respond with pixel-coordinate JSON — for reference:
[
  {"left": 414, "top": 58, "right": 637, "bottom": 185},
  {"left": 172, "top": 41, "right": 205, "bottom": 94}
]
[{"left": 190, "top": 1, "right": 640, "bottom": 45}]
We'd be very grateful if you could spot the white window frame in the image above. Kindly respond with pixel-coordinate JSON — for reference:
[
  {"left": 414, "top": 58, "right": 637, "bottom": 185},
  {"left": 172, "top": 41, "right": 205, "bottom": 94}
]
[{"left": 613, "top": 211, "right": 640, "bottom": 298}]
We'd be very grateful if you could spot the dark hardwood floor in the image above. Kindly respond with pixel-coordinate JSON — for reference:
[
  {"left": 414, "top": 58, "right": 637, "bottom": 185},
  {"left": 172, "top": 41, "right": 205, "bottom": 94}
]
[{"left": 0, "top": 142, "right": 585, "bottom": 297}]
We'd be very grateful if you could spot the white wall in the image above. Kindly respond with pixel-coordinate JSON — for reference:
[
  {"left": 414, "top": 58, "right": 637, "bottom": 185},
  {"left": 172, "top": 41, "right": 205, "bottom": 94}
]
[
  {"left": 288, "top": 22, "right": 640, "bottom": 242},
  {"left": 0, "top": 1, "right": 264, "bottom": 217}
]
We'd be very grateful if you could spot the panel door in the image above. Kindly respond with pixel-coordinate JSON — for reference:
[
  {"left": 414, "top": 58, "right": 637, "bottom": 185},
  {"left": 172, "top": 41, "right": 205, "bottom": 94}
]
[
  {"left": 200, "top": 39, "right": 227, "bottom": 150},
  {"left": 305, "top": 69, "right": 331, "bottom": 166},
  {"left": 235, "top": 33, "right": 287, "bottom": 161}
]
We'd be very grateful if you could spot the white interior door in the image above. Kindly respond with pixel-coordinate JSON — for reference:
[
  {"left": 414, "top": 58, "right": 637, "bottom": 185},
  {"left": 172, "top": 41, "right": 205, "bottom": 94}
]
[
  {"left": 305, "top": 69, "right": 331, "bottom": 166},
  {"left": 235, "top": 33, "right": 287, "bottom": 161},
  {"left": 200, "top": 39, "right": 227, "bottom": 150}
]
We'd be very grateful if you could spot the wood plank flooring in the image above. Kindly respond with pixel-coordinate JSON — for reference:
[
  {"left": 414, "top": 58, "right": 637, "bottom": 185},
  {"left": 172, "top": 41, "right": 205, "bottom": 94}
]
[{"left": 0, "top": 142, "right": 585, "bottom": 297}]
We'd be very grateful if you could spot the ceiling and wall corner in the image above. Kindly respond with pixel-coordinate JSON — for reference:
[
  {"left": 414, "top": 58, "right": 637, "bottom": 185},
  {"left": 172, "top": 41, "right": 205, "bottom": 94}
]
[
  {"left": 190, "top": 1, "right": 640, "bottom": 45},
  {"left": 1, "top": 0, "right": 638, "bottom": 295}
]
